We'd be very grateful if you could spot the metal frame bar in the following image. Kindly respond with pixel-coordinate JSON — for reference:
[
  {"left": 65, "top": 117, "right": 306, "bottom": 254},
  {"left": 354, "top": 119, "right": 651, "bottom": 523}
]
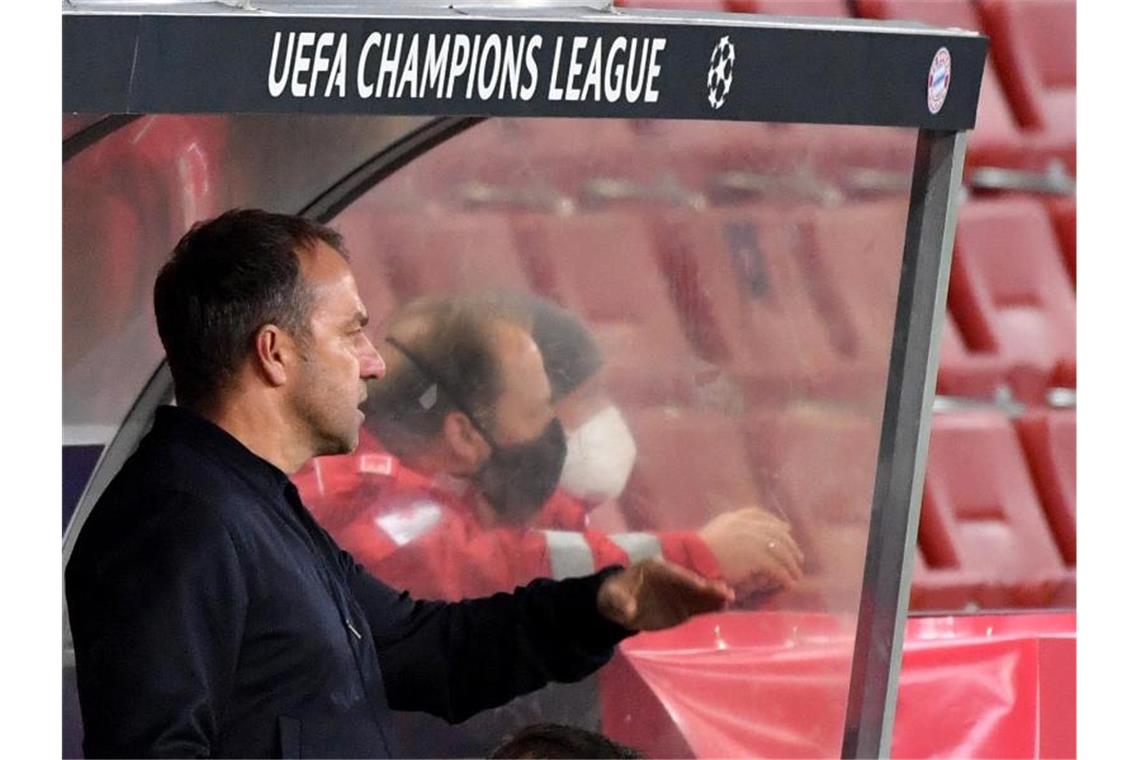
[
  {"left": 62, "top": 114, "right": 143, "bottom": 162},
  {"left": 301, "top": 115, "right": 483, "bottom": 222},
  {"left": 62, "top": 9, "right": 986, "bottom": 130},
  {"left": 62, "top": 363, "right": 174, "bottom": 566},
  {"left": 841, "top": 129, "right": 968, "bottom": 758}
]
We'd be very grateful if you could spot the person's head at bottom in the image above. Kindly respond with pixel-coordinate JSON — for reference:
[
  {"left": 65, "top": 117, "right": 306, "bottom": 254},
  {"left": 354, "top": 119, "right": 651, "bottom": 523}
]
[
  {"left": 154, "top": 209, "right": 386, "bottom": 472},
  {"left": 490, "top": 723, "right": 643, "bottom": 759}
]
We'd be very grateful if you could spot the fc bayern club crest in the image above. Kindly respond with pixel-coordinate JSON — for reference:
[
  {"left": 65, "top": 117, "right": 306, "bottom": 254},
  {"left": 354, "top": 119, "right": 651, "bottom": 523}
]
[
  {"left": 927, "top": 46, "right": 952, "bottom": 115},
  {"left": 707, "top": 35, "right": 735, "bottom": 110}
]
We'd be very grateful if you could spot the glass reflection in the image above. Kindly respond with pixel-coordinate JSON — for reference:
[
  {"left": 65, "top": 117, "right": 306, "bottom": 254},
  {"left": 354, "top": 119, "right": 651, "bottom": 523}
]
[
  {"left": 61, "top": 113, "right": 422, "bottom": 443},
  {"left": 296, "top": 116, "right": 915, "bottom": 758}
]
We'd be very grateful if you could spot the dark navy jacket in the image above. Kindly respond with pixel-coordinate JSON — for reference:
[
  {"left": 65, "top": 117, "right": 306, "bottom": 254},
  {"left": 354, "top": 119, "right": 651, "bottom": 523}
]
[{"left": 66, "top": 407, "right": 631, "bottom": 758}]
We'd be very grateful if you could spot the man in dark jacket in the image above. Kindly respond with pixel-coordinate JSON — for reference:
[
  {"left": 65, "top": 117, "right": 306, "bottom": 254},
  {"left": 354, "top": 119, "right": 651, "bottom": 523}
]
[{"left": 65, "top": 209, "right": 733, "bottom": 759}]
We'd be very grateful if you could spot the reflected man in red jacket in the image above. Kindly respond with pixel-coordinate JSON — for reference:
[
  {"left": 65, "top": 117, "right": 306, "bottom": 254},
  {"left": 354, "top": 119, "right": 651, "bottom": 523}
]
[{"left": 296, "top": 293, "right": 802, "bottom": 600}]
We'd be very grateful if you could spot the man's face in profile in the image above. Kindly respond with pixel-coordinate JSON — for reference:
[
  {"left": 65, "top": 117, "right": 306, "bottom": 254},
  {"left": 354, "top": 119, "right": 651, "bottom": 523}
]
[{"left": 290, "top": 241, "right": 385, "bottom": 456}]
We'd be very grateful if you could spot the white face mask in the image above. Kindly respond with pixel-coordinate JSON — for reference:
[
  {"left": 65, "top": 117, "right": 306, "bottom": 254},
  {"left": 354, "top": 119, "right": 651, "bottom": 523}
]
[{"left": 558, "top": 405, "right": 638, "bottom": 503}]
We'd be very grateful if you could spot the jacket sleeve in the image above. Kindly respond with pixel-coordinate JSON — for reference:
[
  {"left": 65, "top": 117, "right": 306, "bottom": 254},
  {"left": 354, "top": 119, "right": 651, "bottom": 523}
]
[
  {"left": 541, "top": 529, "right": 724, "bottom": 582},
  {"left": 66, "top": 492, "right": 248, "bottom": 758},
  {"left": 341, "top": 507, "right": 724, "bottom": 599},
  {"left": 341, "top": 552, "right": 633, "bottom": 724},
  {"left": 342, "top": 507, "right": 569, "bottom": 600}
]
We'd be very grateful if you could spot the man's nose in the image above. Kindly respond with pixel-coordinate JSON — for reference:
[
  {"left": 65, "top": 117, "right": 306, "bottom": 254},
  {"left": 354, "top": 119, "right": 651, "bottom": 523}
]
[{"left": 359, "top": 338, "right": 386, "bottom": 380}]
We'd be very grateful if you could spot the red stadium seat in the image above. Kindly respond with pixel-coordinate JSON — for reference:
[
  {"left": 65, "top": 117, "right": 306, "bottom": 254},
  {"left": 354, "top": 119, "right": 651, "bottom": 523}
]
[
  {"left": 650, "top": 206, "right": 843, "bottom": 401},
  {"left": 1016, "top": 410, "right": 1075, "bottom": 567},
  {"left": 672, "top": 199, "right": 909, "bottom": 404},
  {"left": 916, "top": 411, "right": 1070, "bottom": 608},
  {"left": 396, "top": 118, "right": 639, "bottom": 209},
  {"left": 631, "top": 121, "right": 814, "bottom": 193},
  {"left": 62, "top": 194, "right": 147, "bottom": 355},
  {"left": 936, "top": 311, "right": 1011, "bottom": 399},
  {"left": 1047, "top": 196, "right": 1076, "bottom": 285},
  {"left": 977, "top": 0, "right": 1076, "bottom": 172},
  {"left": 646, "top": 200, "right": 909, "bottom": 406},
  {"left": 788, "top": 199, "right": 910, "bottom": 403},
  {"left": 620, "top": 407, "right": 765, "bottom": 532},
  {"left": 1052, "top": 356, "right": 1076, "bottom": 390},
  {"left": 329, "top": 209, "right": 402, "bottom": 332},
  {"left": 511, "top": 211, "right": 701, "bottom": 404},
  {"left": 741, "top": 406, "right": 882, "bottom": 610},
  {"left": 652, "top": 121, "right": 914, "bottom": 205},
  {"left": 948, "top": 198, "right": 1075, "bottom": 404},
  {"left": 908, "top": 549, "right": 986, "bottom": 612},
  {"left": 855, "top": 1, "right": 1031, "bottom": 171},
  {"left": 494, "top": 118, "right": 641, "bottom": 201},
  {"left": 359, "top": 212, "right": 533, "bottom": 300},
  {"left": 738, "top": 0, "right": 851, "bottom": 16},
  {"left": 63, "top": 116, "right": 229, "bottom": 373},
  {"left": 800, "top": 199, "right": 908, "bottom": 360}
]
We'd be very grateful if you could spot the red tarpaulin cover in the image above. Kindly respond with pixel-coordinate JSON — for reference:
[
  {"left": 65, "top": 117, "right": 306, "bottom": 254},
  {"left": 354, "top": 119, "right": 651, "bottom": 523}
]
[{"left": 602, "top": 611, "right": 1075, "bottom": 758}]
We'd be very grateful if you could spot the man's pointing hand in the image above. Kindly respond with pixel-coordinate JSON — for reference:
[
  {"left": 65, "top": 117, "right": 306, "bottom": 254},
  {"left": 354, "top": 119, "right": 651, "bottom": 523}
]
[{"left": 597, "top": 558, "right": 735, "bottom": 631}]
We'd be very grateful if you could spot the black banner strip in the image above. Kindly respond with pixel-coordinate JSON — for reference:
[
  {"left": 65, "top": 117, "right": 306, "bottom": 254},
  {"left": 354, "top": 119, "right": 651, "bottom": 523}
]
[{"left": 64, "top": 13, "right": 985, "bottom": 130}]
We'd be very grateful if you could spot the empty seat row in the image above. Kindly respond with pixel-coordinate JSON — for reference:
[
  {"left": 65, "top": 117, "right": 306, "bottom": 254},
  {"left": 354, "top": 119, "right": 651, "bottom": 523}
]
[
  {"left": 337, "top": 192, "right": 1078, "bottom": 612},
  {"left": 618, "top": 404, "right": 1075, "bottom": 612},
  {"left": 339, "top": 192, "right": 1075, "bottom": 407},
  {"left": 911, "top": 409, "right": 1075, "bottom": 610},
  {"left": 64, "top": 115, "right": 230, "bottom": 373},
  {"left": 939, "top": 196, "right": 1075, "bottom": 404},
  {"left": 337, "top": 198, "right": 915, "bottom": 407},
  {"left": 859, "top": 0, "right": 1075, "bottom": 174},
  {"left": 422, "top": 116, "right": 917, "bottom": 210},
  {"left": 616, "top": 0, "right": 1076, "bottom": 177}
]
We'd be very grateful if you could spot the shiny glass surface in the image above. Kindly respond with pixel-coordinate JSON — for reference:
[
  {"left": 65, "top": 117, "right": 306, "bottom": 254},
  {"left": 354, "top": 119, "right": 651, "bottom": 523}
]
[
  {"left": 61, "top": 113, "right": 423, "bottom": 444},
  {"left": 303, "top": 116, "right": 917, "bottom": 757}
]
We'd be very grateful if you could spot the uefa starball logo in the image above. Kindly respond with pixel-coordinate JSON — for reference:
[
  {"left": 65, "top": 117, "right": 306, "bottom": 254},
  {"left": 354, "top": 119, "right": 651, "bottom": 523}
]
[{"left": 707, "top": 35, "right": 735, "bottom": 110}]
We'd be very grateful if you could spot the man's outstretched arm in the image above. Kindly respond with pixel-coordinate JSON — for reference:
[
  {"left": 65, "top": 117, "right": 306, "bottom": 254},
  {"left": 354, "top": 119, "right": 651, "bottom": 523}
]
[{"left": 345, "top": 554, "right": 732, "bottom": 723}]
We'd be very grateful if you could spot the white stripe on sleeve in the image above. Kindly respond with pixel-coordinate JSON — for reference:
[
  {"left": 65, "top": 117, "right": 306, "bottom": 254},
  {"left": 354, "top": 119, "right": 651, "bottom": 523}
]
[
  {"left": 609, "top": 532, "right": 663, "bottom": 565},
  {"left": 541, "top": 530, "right": 596, "bottom": 580}
]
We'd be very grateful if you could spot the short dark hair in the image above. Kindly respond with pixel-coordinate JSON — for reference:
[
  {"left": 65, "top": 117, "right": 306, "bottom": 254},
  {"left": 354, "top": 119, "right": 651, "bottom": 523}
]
[
  {"left": 490, "top": 723, "right": 643, "bottom": 759},
  {"left": 153, "top": 209, "right": 344, "bottom": 409},
  {"left": 363, "top": 295, "right": 530, "bottom": 457},
  {"left": 499, "top": 292, "right": 604, "bottom": 402}
]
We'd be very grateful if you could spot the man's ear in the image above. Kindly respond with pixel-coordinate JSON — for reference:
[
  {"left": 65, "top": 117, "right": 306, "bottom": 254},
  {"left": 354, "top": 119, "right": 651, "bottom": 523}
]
[
  {"left": 442, "top": 410, "right": 490, "bottom": 473},
  {"left": 253, "top": 324, "right": 294, "bottom": 388}
]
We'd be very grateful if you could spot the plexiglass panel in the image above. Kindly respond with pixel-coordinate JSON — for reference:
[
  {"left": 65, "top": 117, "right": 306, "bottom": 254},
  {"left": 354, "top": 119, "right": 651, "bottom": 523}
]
[
  {"left": 62, "top": 113, "right": 424, "bottom": 444},
  {"left": 294, "top": 116, "right": 916, "bottom": 758}
]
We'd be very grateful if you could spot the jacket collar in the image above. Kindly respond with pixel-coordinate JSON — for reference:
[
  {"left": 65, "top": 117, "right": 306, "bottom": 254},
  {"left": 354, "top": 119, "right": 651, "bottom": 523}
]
[{"left": 152, "top": 405, "right": 293, "bottom": 498}]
